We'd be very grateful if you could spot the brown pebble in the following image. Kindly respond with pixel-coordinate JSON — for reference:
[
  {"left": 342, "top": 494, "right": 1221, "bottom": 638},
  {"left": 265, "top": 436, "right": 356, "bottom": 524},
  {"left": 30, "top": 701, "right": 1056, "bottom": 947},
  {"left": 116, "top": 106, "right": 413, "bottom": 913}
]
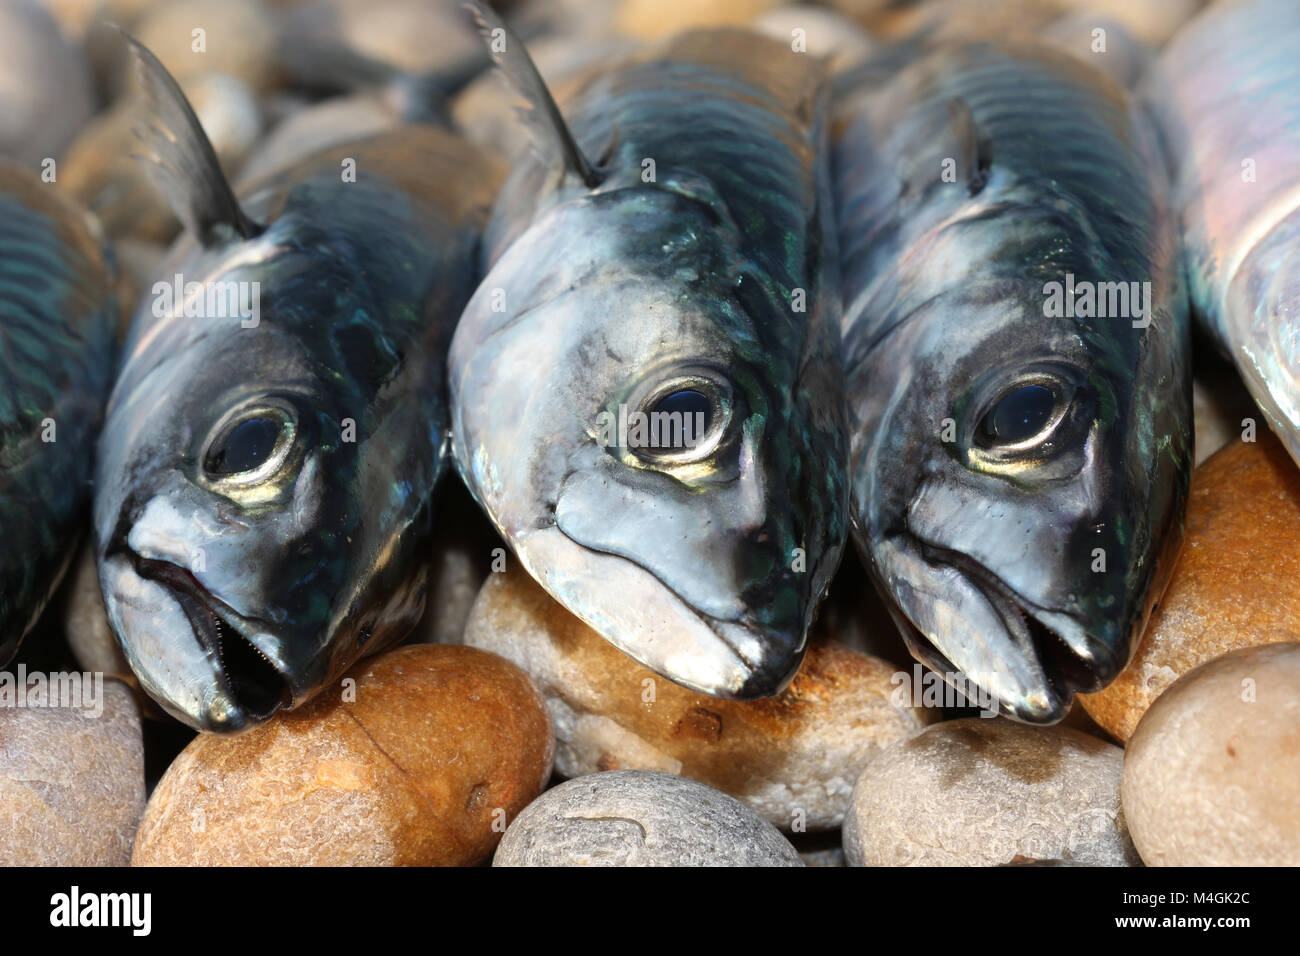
[
  {"left": 1081, "top": 432, "right": 1300, "bottom": 741},
  {"left": 132, "top": 644, "right": 554, "bottom": 866},
  {"left": 463, "top": 565, "right": 936, "bottom": 831}
]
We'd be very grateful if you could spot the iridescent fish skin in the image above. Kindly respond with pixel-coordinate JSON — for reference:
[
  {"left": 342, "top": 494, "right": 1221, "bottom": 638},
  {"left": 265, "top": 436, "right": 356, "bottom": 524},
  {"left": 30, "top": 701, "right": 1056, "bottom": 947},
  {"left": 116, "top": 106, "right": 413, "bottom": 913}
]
[
  {"left": 1154, "top": 0, "right": 1300, "bottom": 466},
  {"left": 0, "top": 162, "right": 116, "bottom": 664},
  {"left": 94, "top": 39, "right": 501, "bottom": 733},
  {"left": 450, "top": 23, "right": 848, "bottom": 699},
  {"left": 835, "top": 43, "right": 1191, "bottom": 722}
]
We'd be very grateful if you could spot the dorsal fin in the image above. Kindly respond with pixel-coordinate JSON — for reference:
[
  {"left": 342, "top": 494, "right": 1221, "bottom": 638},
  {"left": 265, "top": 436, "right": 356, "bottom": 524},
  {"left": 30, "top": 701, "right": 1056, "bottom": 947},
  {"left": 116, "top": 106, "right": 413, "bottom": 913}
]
[
  {"left": 114, "top": 26, "right": 261, "bottom": 245},
  {"left": 463, "top": 1, "right": 600, "bottom": 187},
  {"left": 889, "top": 95, "right": 992, "bottom": 202}
]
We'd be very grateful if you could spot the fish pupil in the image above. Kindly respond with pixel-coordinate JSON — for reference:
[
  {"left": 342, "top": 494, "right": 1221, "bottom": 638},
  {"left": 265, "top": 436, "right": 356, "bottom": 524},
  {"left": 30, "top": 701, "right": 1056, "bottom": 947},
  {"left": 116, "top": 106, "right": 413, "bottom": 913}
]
[
  {"left": 647, "top": 389, "right": 712, "bottom": 450},
  {"left": 206, "top": 416, "right": 281, "bottom": 475},
  {"left": 984, "top": 384, "right": 1056, "bottom": 444}
]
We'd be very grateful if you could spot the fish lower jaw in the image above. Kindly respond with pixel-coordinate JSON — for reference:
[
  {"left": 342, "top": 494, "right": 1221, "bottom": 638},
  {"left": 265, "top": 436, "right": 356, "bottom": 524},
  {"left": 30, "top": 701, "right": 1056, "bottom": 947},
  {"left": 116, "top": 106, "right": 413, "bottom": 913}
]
[
  {"left": 895, "top": 543, "right": 1107, "bottom": 723},
  {"left": 513, "top": 529, "right": 802, "bottom": 700},
  {"left": 127, "top": 554, "right": 294, "bottom": 731}
]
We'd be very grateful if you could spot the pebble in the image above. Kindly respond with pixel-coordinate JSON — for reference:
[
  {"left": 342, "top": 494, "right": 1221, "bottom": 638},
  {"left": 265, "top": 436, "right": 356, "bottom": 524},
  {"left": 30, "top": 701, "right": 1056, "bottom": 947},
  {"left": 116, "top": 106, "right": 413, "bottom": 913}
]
[
  {"left": 1081, "top": 432, "right": 1300, "bottom": 741},
  {"left": 1122, "top": 643, "right": 1300, "bottom": 866},
  {"left": 0, "top": 679, "right": 145, "bottom": 866},
  {"left": 132, "top": 644, "right": 554, "bottom": 866},
  {"left": 842, "top": 718, "right": 1141, "bottom": 867},
  {"left": 1192, "top": 371, "right": 1256, "bottom": 465},
  {"left": 282, "top": 0, "right": 484, "bottom": 76},
  {"left": 0, "top": 0, "right": 95, "bottom": 165},
  {"left": 236, "top": 94, "right": 399, "bottom": 188},
  {"left": 463, "top": 565, "right": 936, "bottom": 831},
  {"left": 860, "top": 0, "right": 1203, "bottom": 49},
  {"left": 493, "top": 770, "right": 804, "bottom": 866},
  {"left": 616, "top": 0, "right": 780, "bottom": 39},
  {"left": 751, "top": 4, "right": 876, "bottom": 72},
  {"left": 133, "top": 0, "right": 279, "bottom": 93}
]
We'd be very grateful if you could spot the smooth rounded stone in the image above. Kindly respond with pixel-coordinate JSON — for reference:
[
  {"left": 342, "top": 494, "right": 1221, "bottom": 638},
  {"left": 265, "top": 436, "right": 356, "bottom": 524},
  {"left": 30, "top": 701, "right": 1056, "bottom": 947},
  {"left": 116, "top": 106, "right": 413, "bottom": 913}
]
[
  {"left": 1055, "top": 0, "right": 1203, "bottom": 48},
  {"left": 132, "top": 645, "right": 554, "bottom": 866},
  {"left": 133, "top": 0, "right": 279, "bottom": 92},
  {"left": 414, "top": 541, "right": 490, "bottom": 646},
  {"left": 493, "top": 770, "right": 803, "bottom": 867},
  {"left": 0, "top": 679, "right": 145, "bottom": 866},
  {"left": 236, "top": 93, "right": 398, "bottom": 187},
  {"left": 1041, "top": 14, "right": 1148, "bottom": 90},
  {"left": 1122, "top": 643, "right": 1300, "bottom": 866},
  {"left": 0, "top": 0, "right": 95, "bottom": 165},
  {"left": 282, "top": 0, "right": 483, "bottom": 76},
  {"left": 862, "top": 0, "right": 1200, "bottom": 49},
  {"left": 752, "top": 4, "right": 875, "bottom": 72},
  {"left": 616, "top": 0, "right": 780, "bottom": 39},
  {"left": 1081, "top": 433, "right": 1300, "bottom": 741},
  {"left": 1192, "top": 367, "right": 1258, "bottom": 465},
  {"left": 464, "top": 565, "right": 937, "bottom": 831},
  {"left": 843, "top": 718, "right": 1140, "bottom": 867}
]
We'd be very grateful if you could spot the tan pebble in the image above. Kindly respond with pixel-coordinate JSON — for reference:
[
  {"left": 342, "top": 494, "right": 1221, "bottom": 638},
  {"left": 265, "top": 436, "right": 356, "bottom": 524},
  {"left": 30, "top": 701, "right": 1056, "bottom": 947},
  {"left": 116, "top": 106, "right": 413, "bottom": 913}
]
[
  {"left": 133, "top": 0, "right": 279, "bottom": 92},
  {"left": 463, "top": 565, "right": 936, "bottom": 831},
  {"left": 1081, "top": 432, "right": 1300, "bottom": 741},
  {"left": 132, "top": 644, "right": 554, "bottom": 866},
  {"left": 237, "top": 94, "right": 398, "bottom": 188},
  {"left": 616, "top": 0, "right": 781, "bottom": 39},
  {"left": 752, "top": 4, "right": 875, "bottom": 72},
  {"left": 284, "top": 0, "right": 482, "bottom": 75},
  {"left": 842, "top": 717, "right": 1140, "bottom": 866},
  {"left": 0, "top": 680, "right": 145, "bottom": 865},
  {"left": 1122, "top": 643, "right": 1300, "bottom": 866}
]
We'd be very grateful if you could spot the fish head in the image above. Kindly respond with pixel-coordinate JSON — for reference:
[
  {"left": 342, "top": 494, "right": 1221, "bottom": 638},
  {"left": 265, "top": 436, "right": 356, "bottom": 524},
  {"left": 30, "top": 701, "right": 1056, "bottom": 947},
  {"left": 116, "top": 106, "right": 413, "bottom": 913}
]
[
  {"left": 849, "top": 276, "right": 1189, "bottom": 722},
  {"left": 452, "top": 188, "right": 845, "bottom": 699},
  {"left": 95, "top": 231, "right": 436, "bottom": 732},
  {"left": 1224, "top": 209, "right": 1300, "bottom": 457}
]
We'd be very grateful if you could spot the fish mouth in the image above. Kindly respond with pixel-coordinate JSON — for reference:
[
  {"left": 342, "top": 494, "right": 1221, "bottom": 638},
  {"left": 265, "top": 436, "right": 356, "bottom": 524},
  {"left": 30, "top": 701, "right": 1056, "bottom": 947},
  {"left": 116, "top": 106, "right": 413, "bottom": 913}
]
[
  {"left": 514, "top": 525, "right": 806, "bottom": 699},
  {"left": 882, "top": 535, "right": 1104, "bottom": 723},
  {"left": 128, "top": 554, "right": 293, "bottom": 730}
]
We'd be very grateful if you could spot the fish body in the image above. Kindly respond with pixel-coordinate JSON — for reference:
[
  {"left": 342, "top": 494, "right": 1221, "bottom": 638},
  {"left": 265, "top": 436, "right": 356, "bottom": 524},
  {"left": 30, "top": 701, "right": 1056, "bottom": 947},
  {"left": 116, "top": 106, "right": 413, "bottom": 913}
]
[
  {"left": 0, "top": 162, "right": 116, "bottom": 664},
  {"left": 1154, "top": 0, "right": 1300, "bottom": 467},
  {"left": 450, "top": 18, "right": 848, "bottom": 699},
  {"left": 94, "top": 38, "right": 501, "bottom": 732},
  {"left": 835, "top": 43, "right": 1191, "bottom": 721}
]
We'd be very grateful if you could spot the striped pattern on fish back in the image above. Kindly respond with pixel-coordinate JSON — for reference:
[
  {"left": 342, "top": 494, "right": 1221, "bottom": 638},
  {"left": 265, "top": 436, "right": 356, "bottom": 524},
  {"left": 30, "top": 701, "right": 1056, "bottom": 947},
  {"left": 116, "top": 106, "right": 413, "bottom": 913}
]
[
  {"left": 906, "top": 44, "right": 1158, "bottom": 286},
  {"left": 565, "top": 30, "right": 827, "bottom": 313},
  {"left": 0, "top": 168, "right": 115, "bottom": 655},
  {"left": 838, "top": 41, "right": 1167, "bottom": 354}
]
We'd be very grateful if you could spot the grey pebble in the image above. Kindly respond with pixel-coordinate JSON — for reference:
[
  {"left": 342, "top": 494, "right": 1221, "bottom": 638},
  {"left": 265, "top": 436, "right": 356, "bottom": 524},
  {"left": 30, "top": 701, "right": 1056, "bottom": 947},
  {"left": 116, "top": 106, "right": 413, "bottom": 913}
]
[{"left": 494, "top": 770, "right": 804, "bottom": 867}]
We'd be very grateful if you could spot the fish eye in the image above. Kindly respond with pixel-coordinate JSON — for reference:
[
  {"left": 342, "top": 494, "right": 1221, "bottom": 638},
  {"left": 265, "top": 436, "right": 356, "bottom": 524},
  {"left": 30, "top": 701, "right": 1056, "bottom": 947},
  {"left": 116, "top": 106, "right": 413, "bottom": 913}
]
[
  {"left": 975, "top": 380, "right": 1070, "bottom": 453},
  {"left": 200, "top": 400, "right": 298, "bottom": 489},
  {"left": 645, "top": 389, "right": 713, "bottom": 450},
  {"left": 623, "top": 370, "right": 732, "bottom": 466},
  {"left": 205, "top": 417, "right": 281, "bottom": 476}
]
